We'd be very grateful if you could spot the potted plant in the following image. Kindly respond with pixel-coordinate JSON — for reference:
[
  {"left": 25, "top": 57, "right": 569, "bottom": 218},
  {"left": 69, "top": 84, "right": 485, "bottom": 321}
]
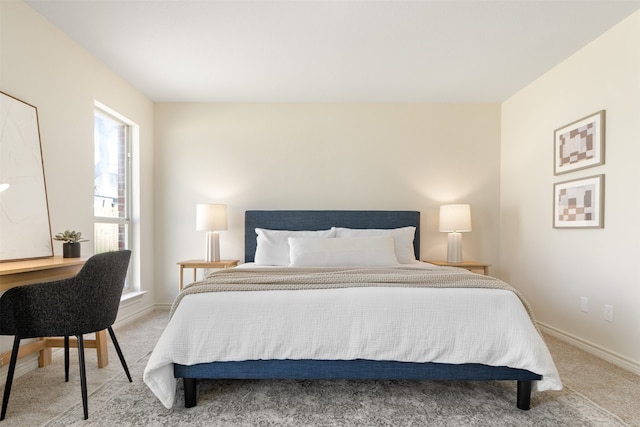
[{"left": 54, "top": 230, "right": 89, "bottom": 258}]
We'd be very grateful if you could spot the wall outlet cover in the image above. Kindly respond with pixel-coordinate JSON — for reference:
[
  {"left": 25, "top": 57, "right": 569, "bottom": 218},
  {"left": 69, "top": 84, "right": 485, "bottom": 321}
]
[{"left": 604, "top": 304, "right": 614, "bottom": 322}]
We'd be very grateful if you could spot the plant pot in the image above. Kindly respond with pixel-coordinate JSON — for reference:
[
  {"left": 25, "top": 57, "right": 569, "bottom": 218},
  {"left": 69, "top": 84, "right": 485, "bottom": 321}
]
[{"left": 63, "top": 242, "right": 81, "bottom": 258}]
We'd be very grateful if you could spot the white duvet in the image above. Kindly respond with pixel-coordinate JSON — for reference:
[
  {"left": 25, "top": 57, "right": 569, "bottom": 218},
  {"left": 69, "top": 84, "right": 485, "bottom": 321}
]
[{"left": 144, "top": 264, "right": 562, "bottom": 409}]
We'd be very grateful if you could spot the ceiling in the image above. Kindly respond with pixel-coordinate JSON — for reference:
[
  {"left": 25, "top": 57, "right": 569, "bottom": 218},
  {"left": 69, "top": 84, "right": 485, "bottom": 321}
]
[{"left": 25, "top": 0, "right": 640, "bottom": 103}]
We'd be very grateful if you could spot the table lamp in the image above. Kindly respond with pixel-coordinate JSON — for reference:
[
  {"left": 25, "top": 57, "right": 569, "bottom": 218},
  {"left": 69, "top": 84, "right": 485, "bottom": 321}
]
[
  {"left": 196, "top": 203, "right": 228, "bottom": 262},
  {"left": 439, "top": 204, "right": 471, "bottom": 263}
]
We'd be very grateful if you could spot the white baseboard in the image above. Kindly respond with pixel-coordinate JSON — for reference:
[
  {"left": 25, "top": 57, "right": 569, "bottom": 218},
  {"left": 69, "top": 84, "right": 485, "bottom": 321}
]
[
  {"left": 538, "top": 322, "right": 640, "bottom": 376},
  {"left": 154, "top": 303, "right": 172, "bottom": 311},
  {"left": 0, "top": 354, "right": 40, "bottom": 381}
]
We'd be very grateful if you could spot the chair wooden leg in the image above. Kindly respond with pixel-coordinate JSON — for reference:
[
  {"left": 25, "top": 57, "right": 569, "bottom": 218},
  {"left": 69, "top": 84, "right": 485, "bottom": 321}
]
[
  {"left": 64, "top": 336, "right": 70, "bottom": 382},
  {"left": 77, "top": 335, "right": 88, "bottom": 420},
  {"left": 107, "top": 326, "right": 132, "bottom": 382},
  {"left": 0, "top": 337, "right": 21, "bottom": 421}
]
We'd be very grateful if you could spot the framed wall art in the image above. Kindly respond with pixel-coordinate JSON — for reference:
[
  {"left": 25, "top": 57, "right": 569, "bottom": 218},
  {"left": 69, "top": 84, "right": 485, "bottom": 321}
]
[
  {"left": 0, "top": 92, "right": 54, "bottom": 261},
  {"left": 553, "top": 174, "right": 604, "bottom": 229},
  {"left": 554, "top": 110, "right": 605, "bottom": 175}
]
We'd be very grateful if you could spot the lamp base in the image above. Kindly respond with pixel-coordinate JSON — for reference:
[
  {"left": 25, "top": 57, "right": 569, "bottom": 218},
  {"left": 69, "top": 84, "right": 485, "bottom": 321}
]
[
  {"left": 205, "top": 231, "right": 220, "bottom": 262},
  {"left": 446, "top": 232, "right": 463, "bottom": 263}
]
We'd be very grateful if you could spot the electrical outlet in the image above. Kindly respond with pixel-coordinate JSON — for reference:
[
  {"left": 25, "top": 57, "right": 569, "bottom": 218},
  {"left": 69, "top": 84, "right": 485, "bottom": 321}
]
[
  {"left": 580, "top": 297, "right": 589, "bottom": 313},
  {"left": 604, "top": 305, "right": 614, "bottom": 322}
]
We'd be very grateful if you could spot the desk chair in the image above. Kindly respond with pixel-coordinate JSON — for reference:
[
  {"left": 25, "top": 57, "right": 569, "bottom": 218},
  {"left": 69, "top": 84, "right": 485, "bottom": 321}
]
[{"left": 0, "top": 250, "right": 132, "bottom": 420}]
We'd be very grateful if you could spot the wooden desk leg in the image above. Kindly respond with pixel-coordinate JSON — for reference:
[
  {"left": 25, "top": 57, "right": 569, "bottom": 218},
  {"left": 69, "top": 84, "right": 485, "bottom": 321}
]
[
  {"left": 179, "top": 265, "right": 184, "bottom": 291},
  {"left": 95, "top": 330, "right": 109, "bottom": 368},
  {"left": 38, "top": 339, "right": 52, "bottom": 368}
]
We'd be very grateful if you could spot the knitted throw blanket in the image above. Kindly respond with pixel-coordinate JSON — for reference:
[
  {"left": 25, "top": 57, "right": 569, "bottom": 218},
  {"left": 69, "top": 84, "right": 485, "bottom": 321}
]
[{"left": 171, "top": 266, "right": 539, "bottom": 328}]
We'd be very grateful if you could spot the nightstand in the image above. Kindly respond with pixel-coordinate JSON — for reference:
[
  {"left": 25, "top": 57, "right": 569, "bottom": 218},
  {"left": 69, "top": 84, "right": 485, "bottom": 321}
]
[
  {"left": 177, "top": 259, "right": 239, "bottom": 290},
  {"left": 425, "top": 260, "right": 490, "bottom": 276}
]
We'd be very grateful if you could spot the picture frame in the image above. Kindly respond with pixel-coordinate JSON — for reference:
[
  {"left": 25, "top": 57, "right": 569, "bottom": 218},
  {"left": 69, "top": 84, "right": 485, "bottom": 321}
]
[
  {"left": 0, "top": 92, "right": 54, "bottom": 261},
  {"left": 554, "top": 110, "right": 605, "bottom": 175},
  {"left": 553, "top": 174, "right": 604, "bottom": 229}
]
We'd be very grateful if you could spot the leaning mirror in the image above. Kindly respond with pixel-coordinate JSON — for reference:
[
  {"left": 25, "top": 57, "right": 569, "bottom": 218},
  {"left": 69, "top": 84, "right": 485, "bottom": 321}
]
[{"left": 0, "top": 92, "right": 53, "bottom": 261}]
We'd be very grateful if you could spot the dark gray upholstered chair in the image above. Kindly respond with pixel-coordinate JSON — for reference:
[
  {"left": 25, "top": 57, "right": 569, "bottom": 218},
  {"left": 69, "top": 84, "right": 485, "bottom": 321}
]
[{"left": 0, "top": 250, "right": 132, "bottom": 421}]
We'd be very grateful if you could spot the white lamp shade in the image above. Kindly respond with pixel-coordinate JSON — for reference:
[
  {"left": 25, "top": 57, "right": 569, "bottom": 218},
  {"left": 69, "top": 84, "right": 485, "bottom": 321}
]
[
  {"left": 439, "top": 204, "right": 472, "bottom": 232},
  {"left": 196, "top": 204, "right": 228, "bottom": 231}
]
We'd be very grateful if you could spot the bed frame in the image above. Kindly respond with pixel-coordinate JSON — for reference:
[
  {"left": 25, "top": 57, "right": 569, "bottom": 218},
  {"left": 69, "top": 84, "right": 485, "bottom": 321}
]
[{"left": 174, "top": 210, "right": 541, "bottom": 410}]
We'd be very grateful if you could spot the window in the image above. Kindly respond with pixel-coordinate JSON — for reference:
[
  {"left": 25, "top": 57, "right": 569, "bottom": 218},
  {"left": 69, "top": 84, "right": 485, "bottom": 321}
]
[{"left": 94, "top": 105, "right": 132, "bottom": 290}]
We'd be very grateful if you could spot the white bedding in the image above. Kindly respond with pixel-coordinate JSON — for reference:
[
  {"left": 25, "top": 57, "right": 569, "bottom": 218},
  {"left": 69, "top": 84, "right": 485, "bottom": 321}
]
[{"left": 144, "top": 263, "right": 562, "bottom": 409}]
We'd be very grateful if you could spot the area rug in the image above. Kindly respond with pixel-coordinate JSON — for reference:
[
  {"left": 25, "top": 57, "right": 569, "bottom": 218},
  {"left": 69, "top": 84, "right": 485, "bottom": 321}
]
[{"left": 43, "top": 354, "right": 628, "bottom": 427}]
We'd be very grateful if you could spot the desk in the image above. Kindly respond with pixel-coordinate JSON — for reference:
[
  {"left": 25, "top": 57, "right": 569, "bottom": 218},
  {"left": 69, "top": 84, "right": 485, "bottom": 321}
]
[{"left": 0, "top": 256, "right": 109, "bottom": 369}]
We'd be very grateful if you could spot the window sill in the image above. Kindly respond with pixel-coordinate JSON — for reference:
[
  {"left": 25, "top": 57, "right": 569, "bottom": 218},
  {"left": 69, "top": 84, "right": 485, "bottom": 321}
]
[{"left": 120, "top": 290, "right": 146, "bottom": 306}]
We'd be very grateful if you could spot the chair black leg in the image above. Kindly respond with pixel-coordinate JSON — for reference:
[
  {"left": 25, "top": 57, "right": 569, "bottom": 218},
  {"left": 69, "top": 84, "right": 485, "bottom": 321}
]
[
  {"left": 0, "top": 337, "right": 21, "bottom": 421},
  {"left": 64, "top": 336, "right": 70, "bottom": 382},
  {"left": 77, "top": 335, "right": 88, "bottom": 420},
  {"left": 107, "top": 326, "right": 132, "bottom": 382}
]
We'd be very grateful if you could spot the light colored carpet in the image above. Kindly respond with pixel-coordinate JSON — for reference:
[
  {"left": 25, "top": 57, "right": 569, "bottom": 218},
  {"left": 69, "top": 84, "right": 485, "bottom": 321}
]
[
  {"left": 43, "top": 362, "right": 627, "bottom": 427},
  {"left": 0, "top": 310, "right": 637, "bottom": 426}
]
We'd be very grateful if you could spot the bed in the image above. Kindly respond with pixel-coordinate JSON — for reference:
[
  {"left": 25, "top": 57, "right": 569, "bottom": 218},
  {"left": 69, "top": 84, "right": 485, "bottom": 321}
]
[{"left": 144, "top": 210, "right": 561, "bottom": 411}]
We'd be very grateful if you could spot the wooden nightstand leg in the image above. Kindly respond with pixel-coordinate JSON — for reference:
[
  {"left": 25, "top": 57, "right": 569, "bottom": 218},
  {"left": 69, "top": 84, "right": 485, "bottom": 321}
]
[
  {"left": 96, "top": 330, "right": 109, "bottom": 368},
  {"left": 179, "top": 265, "right": 184, "bottom": 291}
]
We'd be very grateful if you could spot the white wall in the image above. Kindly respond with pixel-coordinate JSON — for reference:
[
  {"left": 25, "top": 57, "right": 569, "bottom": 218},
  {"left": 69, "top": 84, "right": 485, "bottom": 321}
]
[
  {"left": 1, "top": 1, "right": 156, "bottom": 337},
  {"left": 500, "top": 11, "right": 640, "bottom": 372},
  {"left": 11, "top": 0, "right": 638, "bottom": 381},
  {"left": 154, "top": 103, "right": 501, "bottom": 303}
]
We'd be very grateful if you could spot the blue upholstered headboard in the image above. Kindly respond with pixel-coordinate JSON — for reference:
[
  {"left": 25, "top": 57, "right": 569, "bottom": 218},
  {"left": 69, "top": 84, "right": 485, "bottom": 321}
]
[{"left": 244, "top": 210, "right": 420, "bottom": 263}]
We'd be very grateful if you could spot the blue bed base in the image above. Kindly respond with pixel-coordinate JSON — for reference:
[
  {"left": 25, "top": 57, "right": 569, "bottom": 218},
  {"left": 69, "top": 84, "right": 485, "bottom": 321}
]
[
  {"left": 173, "top": 210, "right": 541, "bottom": 410},
  {"left": 174, "top": 360, "right": 540, "bottom": 410}
]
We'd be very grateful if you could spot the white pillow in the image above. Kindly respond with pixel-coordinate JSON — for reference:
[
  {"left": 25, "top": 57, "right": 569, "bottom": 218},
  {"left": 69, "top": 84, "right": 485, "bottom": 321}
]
[
  {"left": 288, "top": 236, "right": 399, "bottom": 267},
  {"left": 254, "top": 228, "right": 336, "bottom": 266},
  {"left": 334, "top": 226, "right": 417, "bottom": 264}
]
